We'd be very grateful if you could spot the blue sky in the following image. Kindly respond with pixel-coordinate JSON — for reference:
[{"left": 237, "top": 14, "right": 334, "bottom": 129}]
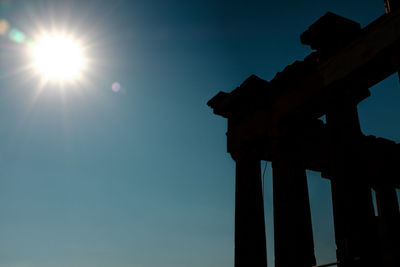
[{"left": 0, "top": 0, "right": 398, "bottom": 266}]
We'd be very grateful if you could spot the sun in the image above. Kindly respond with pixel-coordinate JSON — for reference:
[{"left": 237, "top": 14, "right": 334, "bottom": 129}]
[{"left": 32, "top": 34, "right": 86, "bottom": 82}]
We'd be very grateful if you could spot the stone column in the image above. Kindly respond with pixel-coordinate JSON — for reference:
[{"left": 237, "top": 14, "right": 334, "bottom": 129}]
[
  {"left": 234, "top": 154, "right": 267, "bottom": 267},
  {"left": 272, "top": 145, "right": 316, "bottom": 267},
  {"left": 326, "top": 103, "right": 379, "bottom": 267},
  {"left": 375, "top": 186, "right": 400, "bottom": 267}
]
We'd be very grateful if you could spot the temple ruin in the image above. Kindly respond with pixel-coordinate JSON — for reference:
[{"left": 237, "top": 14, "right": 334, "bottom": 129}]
[{"left": 207, "top": 1, "right": 400, "bottom": 266}]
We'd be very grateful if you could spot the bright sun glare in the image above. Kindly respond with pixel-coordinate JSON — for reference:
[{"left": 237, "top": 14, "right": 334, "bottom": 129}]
[{"left": 32, "top": 34, "right": 86, "bottom": 81}]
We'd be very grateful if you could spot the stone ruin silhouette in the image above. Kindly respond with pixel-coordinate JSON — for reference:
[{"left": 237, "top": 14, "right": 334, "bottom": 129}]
[{"left": 207, "top": 1, "right": 400, "bottom": 267}]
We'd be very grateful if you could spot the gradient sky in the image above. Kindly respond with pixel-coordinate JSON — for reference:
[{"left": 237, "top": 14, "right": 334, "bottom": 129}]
[{"left": 0, "top": 0, "right": 399, "bottom": 267}]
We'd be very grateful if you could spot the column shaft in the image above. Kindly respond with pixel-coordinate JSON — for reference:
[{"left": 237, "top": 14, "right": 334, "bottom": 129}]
[
  {"left": 235, "top": 156, "right": 267, "bottom": 267},
  {"left": 375, "top": 187, "right": 400, "bottom": 267},
  {"left": 326, "top": 104, "right": 379, "bottom": 267},
  {"left": 272, "top": 159, "right": 316, "bottom": 267}
]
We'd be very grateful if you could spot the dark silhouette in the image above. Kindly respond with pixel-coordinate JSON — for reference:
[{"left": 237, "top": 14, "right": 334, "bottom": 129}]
[{"left": 207, "top": 1, "right": 400, "bottom": 267}]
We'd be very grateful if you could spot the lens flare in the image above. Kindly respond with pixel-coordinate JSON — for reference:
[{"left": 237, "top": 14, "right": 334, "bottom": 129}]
[
  {"left": 9, "top": 28, "right": 25, "bottom": 43},
  {"left": 32, "top": 34, "right": 86, "bottom": 81},
  {"left": 111, "top": 82, "right": 121, "bottom": 92},
  {"left": 0, "top": 19, "right": 9, "bottom": 35}
]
